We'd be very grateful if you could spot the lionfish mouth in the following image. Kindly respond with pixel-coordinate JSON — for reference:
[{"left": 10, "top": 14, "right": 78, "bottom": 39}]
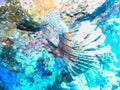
[{"left": 52, "top": 49, "right": 62, "bottom": 56}]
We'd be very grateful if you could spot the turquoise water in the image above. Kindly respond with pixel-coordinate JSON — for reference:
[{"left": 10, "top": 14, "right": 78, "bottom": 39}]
[{"left": 0, "top": 0, "right": 120, "bottom": 90}]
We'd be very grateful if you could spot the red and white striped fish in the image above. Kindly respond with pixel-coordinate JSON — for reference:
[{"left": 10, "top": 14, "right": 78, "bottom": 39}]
[
  {"left": 16, "top": 0, "right": 111, "bottom": 76},
  {"left": 42, "top": 20, "right": 110, "bottom": 76}
]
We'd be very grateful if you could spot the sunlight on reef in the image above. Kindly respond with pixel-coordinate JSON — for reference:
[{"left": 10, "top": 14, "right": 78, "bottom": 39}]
[{"left": 0, "top": 0, "right": 120, "bottom": 90}]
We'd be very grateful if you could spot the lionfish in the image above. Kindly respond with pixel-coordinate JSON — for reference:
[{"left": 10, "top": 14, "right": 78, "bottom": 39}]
[{"left": 17, "top": 0, "right": 110, "bottom": 76}]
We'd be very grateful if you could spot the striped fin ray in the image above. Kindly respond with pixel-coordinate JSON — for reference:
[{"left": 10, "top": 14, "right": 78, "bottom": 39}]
[{"left": 58, "top": 21, "right": 109, "bottom": 76}]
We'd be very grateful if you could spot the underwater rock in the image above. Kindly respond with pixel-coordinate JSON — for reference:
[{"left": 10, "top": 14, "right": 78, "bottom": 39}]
[{"left": 61, "top": 70, "right": 73, "bottom": 83}]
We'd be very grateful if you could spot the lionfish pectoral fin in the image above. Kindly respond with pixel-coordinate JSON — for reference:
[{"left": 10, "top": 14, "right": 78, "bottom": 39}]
[
  {"left": 64, "top": 55, "right": 98, "bottom": 76},
  {"left": 59, "top": 21, "right": 110, "bottom": 76},
  {"left": 58, "top": 35, "right": 98, "bottom": 76}
]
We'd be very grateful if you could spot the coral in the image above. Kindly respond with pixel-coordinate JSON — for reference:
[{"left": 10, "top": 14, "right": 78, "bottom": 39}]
[{"left": 0, "top": 0, "right": 120, "bottom": 90}]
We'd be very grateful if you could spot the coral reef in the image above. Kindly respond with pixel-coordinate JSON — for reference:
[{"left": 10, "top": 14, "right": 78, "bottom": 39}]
[{"left": 0, "top": 0, "right": 120, "bottom": 90}]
